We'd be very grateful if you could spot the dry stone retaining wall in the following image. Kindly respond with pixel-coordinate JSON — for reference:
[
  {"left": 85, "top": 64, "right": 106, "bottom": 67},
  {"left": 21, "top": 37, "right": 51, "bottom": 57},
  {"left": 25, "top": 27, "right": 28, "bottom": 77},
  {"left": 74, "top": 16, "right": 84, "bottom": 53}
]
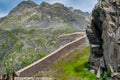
[
  {"left": 15, "top": 33, "right": 86, "bottom": 77},
  {"left": 57, "top": 32, "right": 83, "bottom": 42}
]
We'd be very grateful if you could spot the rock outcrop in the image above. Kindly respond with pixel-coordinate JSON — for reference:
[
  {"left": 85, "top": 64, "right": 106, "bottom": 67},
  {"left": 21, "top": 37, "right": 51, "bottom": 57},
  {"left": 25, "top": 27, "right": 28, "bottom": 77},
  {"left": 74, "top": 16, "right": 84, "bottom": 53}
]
[{"left": 86, "top": 0, "right": 120, "bottom": 79}]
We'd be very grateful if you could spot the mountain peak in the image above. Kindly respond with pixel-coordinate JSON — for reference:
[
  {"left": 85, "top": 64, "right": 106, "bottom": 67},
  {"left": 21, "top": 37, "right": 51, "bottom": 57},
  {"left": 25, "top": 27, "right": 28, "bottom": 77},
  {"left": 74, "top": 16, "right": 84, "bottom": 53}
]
[
  {"left": 40, "top": 2, "right": 50, "bottom": 7},
  {"left": 9, "top": 0, "right": 38, "bottom": 15},
  {"left": 52, "top": 3, "right": 64, "bottom": 8}
]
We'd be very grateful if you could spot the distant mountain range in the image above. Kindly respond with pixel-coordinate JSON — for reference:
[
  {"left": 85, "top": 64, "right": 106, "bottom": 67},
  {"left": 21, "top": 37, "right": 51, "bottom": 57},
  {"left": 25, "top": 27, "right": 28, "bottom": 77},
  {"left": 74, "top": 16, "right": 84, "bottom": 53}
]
[
  {"left": 0, "top": 0, "right": 90, "bottom": 75},
  {"left": 0, "top": 1, "right": 89, "bottom": 30}
]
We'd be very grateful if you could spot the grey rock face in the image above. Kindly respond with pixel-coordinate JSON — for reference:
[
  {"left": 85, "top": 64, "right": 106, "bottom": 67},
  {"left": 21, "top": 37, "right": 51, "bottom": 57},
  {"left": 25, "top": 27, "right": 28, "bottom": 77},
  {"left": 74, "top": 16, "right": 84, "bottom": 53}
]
[{"left": 86, "top": 0, "right": 120, "bottom": 79}]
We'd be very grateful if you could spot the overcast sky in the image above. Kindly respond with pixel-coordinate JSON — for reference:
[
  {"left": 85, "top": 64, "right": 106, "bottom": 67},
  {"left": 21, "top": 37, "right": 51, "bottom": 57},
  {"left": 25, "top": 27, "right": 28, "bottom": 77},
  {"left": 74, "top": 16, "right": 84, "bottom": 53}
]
[{"left": 0, "top": 0, "right": 98, "bottom": 18}]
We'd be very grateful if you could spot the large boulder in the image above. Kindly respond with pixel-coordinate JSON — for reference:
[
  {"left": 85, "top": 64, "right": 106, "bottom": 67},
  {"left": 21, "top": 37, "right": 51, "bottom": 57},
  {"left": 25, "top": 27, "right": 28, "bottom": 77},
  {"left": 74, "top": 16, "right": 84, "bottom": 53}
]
[{"left": 86, "top": 0, "right": 120, "bottom": 79}]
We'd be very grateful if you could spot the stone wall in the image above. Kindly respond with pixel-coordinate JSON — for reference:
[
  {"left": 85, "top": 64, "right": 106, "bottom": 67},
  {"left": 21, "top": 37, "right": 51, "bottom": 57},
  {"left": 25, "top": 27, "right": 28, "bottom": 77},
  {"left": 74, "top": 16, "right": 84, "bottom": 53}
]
[
  {"left": 57, "top": 32, "right": 83, "bottom": 42},
  {"left": 15, "top": 34, "right": 86, "bottom": 77}
]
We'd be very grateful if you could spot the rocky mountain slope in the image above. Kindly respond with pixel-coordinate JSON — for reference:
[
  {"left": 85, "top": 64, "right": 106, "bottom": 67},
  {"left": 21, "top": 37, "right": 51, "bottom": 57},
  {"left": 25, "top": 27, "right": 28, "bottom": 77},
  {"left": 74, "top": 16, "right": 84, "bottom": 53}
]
[
  {"left": 0, "top": 1, "right": 89, "bottom": 30},
  {"left": 0, "top": 0, "right": 89, "bottom": 75}
]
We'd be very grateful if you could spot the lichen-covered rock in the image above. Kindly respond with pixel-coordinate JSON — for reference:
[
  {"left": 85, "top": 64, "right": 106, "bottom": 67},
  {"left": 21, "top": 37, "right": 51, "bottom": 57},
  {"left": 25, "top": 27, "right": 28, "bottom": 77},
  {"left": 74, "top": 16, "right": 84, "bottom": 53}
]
[{"left": 87, "top": 0, "right": 120, "bottom": 79}]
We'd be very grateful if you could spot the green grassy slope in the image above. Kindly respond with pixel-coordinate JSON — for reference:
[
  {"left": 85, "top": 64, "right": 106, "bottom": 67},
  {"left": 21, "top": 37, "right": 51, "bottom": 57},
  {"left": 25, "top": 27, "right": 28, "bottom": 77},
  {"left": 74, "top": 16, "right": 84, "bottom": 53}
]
[
  {"left": 36, "top": 46, "right": 96, "bottom": 80},
  {"left": 0, "top": 28, "right": 74, "bottom": 76}
]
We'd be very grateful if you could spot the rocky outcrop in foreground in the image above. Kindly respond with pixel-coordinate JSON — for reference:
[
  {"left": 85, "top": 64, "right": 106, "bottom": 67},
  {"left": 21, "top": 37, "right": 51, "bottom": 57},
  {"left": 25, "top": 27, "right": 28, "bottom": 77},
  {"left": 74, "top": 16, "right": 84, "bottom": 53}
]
[{"left": 86, "top": 0, "right": 120, "bottom": 79}]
